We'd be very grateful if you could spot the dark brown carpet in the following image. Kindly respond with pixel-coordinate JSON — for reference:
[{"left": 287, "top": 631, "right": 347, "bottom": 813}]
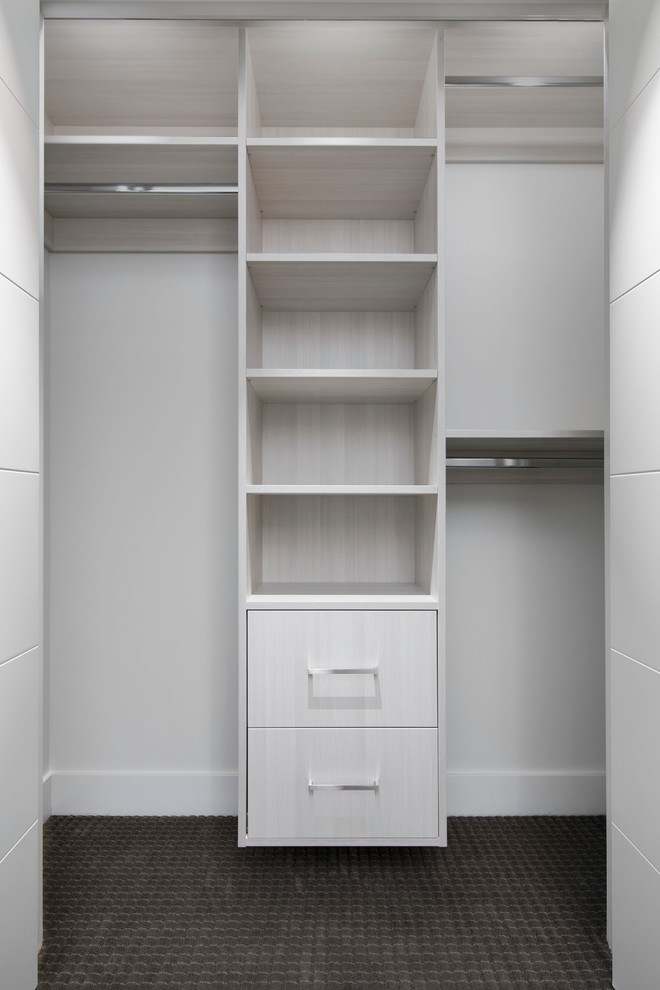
[{"left": 38, "top": 815, "right": 612, "bottom": 989}]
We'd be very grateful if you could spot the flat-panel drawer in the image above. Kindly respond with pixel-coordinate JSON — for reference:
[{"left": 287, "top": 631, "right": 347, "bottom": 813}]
[
  {"left": 247, "top": 728, "right": 439, "bottom": 840},
  {"left": 248, "top": 610, "right": 437, "bottom": 728}
]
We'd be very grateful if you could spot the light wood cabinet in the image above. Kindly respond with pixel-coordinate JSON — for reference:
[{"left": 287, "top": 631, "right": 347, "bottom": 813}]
[{"left": 239, "top": 21, "right": 445, "bottom": 845}]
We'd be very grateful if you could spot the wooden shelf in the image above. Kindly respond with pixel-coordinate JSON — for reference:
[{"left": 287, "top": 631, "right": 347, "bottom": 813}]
[
  {"left": 247, "top": 143, "right": 436, "bottom": 220},
  {"left": 246, "top": 370, "right": 437, "bottom": 402},
  {"left": 247, "top": 256, "right": 437, "bottom": 311},
  {"left": 248, "top": 582, "right": 436, "bottom": 604},
  {"left": 45, "top": 136, "right": 238, "bottom": 185},
  {"left": 247, "top": 485, "right": 438, "bottom": 495}
]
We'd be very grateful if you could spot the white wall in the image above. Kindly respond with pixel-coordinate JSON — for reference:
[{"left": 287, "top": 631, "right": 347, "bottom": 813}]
[
  {"left": 0, "top": 0, "right": 41, "bottom": 987},
  {"left": 609, "top": 1, "right": 660, "bottom": 985},
  {"left": 446, "top": 164, "right": 604, "bottom": 432},
  {"left": 46, "top": 163, "right": 605, "bottom": 818},
  {"left": 445, "top": 164, "right": 605, "bottom": 814},
  {"left": 47, "top": 253, "right": 238, "bottom": 814}
]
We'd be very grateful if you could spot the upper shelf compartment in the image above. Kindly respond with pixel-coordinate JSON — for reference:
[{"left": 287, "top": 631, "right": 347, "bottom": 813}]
[
  {"left": 246, "top": 145, "right": 437, "bottom": 254},
  {"left": 245, "top": 22, "right": 440, "bottom": 138},
  {"left": 44, "top": 20, "right": 239, "bottom": 136}
]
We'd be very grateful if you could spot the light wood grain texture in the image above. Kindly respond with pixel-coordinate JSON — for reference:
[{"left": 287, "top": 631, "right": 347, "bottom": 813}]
[
  {"left": 414, "top": 267, "right": 439, "bottom": 368},
  {"left": 247, "top": 728, "right": 439, "bottom": 840},
  {"left": 414, "top": 155, "right": 439, "bottom": 259},
  {"left": 248, "top": 582, "right": 435, "bottom": 605},
  {"left": 245, "top": 156, "right": 263, "bottom": 252},
  {"left": 415, "top": 383, "right": 438, "bottom": 485},
  {"left": 45, "top": 137, "right": 239, "bottom": 184},
  {"left": 247, "top": 485, "right": 438, "bottom": 495},
  {"left": 446, "top": 86, "right": 604, "bottom": 130},
  {"left": 261, "top": 219, "right": 415, "bottom": 254},
  {"left": 247, "top": 610, "right": 437, "bottom": 728},
  {"left": 245, "top": 270, "right": 263, "bottom": 368},
  {"left": 260, "top": 312, "right": 416, "bottom": 370},
  {"left": 246, "top": 383, "right": 263, "bottom": 484},
  {"left": 49, "top": 218, "right": 238, "bottom": 253},
  {"left": 244, "top": 35, "right": 262, "bottom": 138},
  {"left": 444, "top": 21, "right": 604, "bottom": 77},
  {"left": 258, "top": 403, "right": 423, "bottom": 485},
  {"left": 247, "top": 143, "right": 437, "bottom": 219},
  {"left": 45, "top": 20, "right": 238, "bottom": 130},
  {"left": 247, "top": 257, "right": 437, "bottom": 311},
  {"left": 446, "top": 127, "right": 604, "bottom": 164},
  {"left": 247, "top": 22, "right": 438, "bottom": 135},
  {"left": 415, "top": 31, "right": 439, "bottom": 137},
  {"left": 45, "top": 192, "right": 238, "bottom": 221},
  {"left": 254, "top": 493, "right": 437, "bottom": 591},
  {"left": 246, "top": 371, "right": 437, "bottom": 402}
]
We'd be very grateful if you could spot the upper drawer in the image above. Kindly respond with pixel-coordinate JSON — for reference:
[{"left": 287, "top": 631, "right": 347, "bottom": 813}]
[{"left": 248, "top": 610, "right": 437, "bottom": 728}]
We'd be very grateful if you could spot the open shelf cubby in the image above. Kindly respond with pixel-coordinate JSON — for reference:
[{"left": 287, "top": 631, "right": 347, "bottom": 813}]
[
  {"left": 246, "top": 145, "right": 437, "bottom": 254},
  {"left": 247, "top": 266, "right": 438, "bottom": 369},
  {"left": 247, "top": 383, "right": 438, "bottom": 486},
  {"left": 245, "top": 22, "right": 440, "bottom": 139},
  {"left": 246, "top": 492, "right": 439, "bottom": 602}
]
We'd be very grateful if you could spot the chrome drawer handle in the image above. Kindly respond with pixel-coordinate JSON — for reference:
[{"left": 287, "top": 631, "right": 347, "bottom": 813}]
[
  {"left": 307, "top": 665, "right": 379, "bottom": 676},
  {"left": 308, "top": 781, "right": 379, "bottom": 792}
]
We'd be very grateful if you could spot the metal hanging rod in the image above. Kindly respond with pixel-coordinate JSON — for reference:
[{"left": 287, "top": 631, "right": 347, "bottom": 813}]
[
  {"left": 44, "top": 183, "right": 238, "bottom": 195},
  {"left": 445, "top": 76, "right": 603, "bottom": 88},
  {"left": 446, "top": 457, "right": 603, "bottom": 470}
]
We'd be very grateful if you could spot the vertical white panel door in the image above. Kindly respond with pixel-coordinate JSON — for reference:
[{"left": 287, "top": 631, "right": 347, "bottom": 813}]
[
  {"left": 0, "top": 0, "right": 40, "bottom": 988},
  {"left": 609, "top": 1, "right": 660, "bottom": 987}
]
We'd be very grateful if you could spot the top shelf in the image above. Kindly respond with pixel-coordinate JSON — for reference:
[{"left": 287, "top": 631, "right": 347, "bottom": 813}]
[{"left": 245, "top": 22, "right": 440, "bottom": 139}]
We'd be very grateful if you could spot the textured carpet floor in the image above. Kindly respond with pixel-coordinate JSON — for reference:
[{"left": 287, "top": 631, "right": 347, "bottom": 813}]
[{"left": 39, "top": 816, "right": 612, "bottom": 989}]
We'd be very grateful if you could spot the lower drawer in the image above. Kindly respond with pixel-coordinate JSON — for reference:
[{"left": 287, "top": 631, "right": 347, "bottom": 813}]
[{"left": 247, "top": 728, "right": 439, "bottom": 840}]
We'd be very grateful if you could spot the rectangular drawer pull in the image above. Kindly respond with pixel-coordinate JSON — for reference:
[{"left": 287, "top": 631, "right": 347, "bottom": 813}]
[
  {"left": 308, "top": 781, "right": 379, "bottom": 792},
  {"left": 308, "top": 665, "right": 379, "bottom": 676}
]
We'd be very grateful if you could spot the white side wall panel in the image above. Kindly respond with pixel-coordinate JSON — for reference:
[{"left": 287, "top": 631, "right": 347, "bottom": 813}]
[
  {"left": 610, "top": 270, "right": 660, "bottom": 475},
  {"left": 0, "top": 649, "right": 39, "bottom": 859},
  {"left": 0, "top": 823, "right": 39, "bottom": 990},
  {"left": 611, "top": 824, "right": 660, "bottom": 990},
  {"left": 611, "top": 651, "right": 660, "bottom": 873},
  {"left": 0, "top": 277, "right": 39, "bottom": 472},
  {"left": 0, "top": 79, "right": 38, "bottom": 299},
  {"left": 610, "top": 473, "right": 660, "bottom": 674},
  {"left": 610, "top": 67, "right": 660, "bottom": 303},
  {"left": 0, "top": 0, "right": 39, "bottom": 122},
  {"left": 609, "top": 0, "right": 660, "bottom": 129},
  {"left": 446, "top": 164, "right": 604, "bottom": 431},
  {"left": 0, "top": 471, "right": 39, "bottom": 666}
]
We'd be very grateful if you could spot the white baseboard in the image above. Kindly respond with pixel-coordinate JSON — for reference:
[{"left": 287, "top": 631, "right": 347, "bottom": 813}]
[
  {"left": 47, "top": 771, "right": 239, "bottom": 816},
  {"left": 447, "top": 771, "right": 606, "bottom": 816},
  {"left": 45, "top": 769, "right": 605, "bottom": 818}
]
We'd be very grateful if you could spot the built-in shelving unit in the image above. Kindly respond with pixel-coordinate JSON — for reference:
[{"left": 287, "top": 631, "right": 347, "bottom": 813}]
[
  {"left": 239, "top": 21, "right": 445, "bottom": 846},
  {"left": 43, "top": 21, "right": 239, "bottom": 252},
  {"left": 446, "top": 430, "right": 605, "bottom": 483}
]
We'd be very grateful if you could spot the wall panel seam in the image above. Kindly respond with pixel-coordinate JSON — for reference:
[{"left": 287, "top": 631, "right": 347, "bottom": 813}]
[
  {"left": 0, "top": 270, "right": 39, "bottom": 304},
  {"left": 0, "top": 645, "right": 39, "bottom": 670},
  {"left": 0, "top": 819, "right": 39, "bottom": 870},
  {"left": 609, "top": 64, "right": 660, "bottom": 136},
  {"left": 612, "top": 822, "right": 660, "bottom": 876},
  {"left": 0, "top": 75, "right": 38, "bottom": 129},
  {"left": 610, "top": 267, "right": 660, "bottom": 307},
  {"left": 611, "top": 648, "right": 660, "bottom": 677}
]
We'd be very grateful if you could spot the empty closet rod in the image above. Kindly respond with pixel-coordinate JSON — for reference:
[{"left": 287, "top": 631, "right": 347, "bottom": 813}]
[
  {"left": 44, "top": 184, "right": 238, "bottom": 195},
  {"left": 446, "top": 458, "right": 603, "bottom": 469},
  {"left": 444, "top": 76, "right": 603, "bottom": 88}
]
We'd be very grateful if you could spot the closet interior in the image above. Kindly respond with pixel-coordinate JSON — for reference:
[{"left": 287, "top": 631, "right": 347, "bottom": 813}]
[{"left": 43, "top": 17, "right": 605, "bottom": 846}]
